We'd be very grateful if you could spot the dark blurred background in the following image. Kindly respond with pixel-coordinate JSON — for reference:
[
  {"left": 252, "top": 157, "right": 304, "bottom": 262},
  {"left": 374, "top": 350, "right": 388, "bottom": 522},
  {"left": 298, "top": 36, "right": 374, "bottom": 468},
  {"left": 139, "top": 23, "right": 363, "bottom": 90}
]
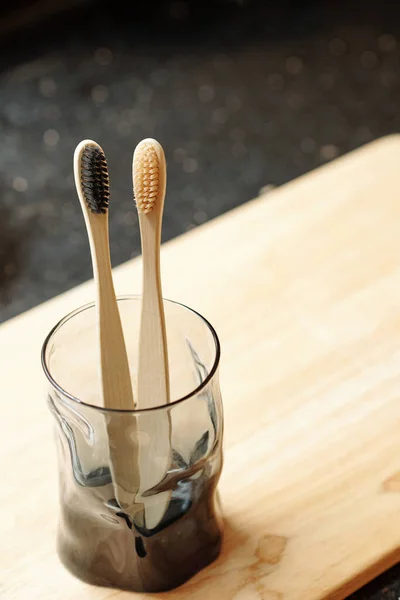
[
  {"left": 1, "top": 1, "right": 400, "bottom": 597},
  {"left": 0, "top": 0, "right": 399, "bottom": 330}
]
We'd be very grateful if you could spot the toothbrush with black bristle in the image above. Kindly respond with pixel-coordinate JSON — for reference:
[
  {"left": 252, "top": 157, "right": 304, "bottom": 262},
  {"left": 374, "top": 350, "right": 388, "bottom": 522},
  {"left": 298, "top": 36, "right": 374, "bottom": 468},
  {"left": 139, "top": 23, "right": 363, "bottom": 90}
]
[{"left": 74, "top": 139, "right": 139, "bottom": 511}]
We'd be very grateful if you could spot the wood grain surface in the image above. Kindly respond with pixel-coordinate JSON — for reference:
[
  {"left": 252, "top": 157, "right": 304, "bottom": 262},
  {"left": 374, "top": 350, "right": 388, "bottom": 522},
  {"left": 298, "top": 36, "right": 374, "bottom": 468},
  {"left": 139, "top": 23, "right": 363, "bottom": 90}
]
[{"left": 2, "top": 135, "right": 400, "bottom": 600}]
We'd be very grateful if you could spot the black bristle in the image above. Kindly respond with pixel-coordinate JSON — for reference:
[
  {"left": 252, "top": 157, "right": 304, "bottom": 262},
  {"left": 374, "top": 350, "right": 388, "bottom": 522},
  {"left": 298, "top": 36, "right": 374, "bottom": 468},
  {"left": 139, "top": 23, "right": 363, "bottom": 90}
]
[{"left": 80, "top": 145, "right": 110, "bottom": 214}]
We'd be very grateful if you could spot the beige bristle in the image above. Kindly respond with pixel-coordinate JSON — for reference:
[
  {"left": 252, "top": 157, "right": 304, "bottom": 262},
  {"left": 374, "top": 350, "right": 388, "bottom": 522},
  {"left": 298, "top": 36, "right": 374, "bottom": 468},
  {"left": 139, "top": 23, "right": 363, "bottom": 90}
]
[{"left": 133, "top": 140, "right": 160, "bottom": 214}]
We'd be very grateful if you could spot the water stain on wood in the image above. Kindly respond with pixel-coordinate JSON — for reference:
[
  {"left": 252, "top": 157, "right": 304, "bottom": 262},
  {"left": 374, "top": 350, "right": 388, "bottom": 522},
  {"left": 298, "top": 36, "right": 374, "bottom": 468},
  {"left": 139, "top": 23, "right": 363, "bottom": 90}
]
[
  {"left": 382, "top": 472, "right": 400, "bottom": 492},
  {"left": 256, "top": 535, "right": 288, "bottom": 566},
  {"left": 255, "top": 580, "right": 284, "bottom": 600}
]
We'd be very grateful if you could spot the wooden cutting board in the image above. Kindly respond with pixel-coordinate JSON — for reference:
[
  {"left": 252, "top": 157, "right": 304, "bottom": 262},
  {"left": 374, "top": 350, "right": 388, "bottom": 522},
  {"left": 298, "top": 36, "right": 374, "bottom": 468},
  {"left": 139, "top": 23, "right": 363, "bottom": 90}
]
[{"left": 2, "top": 135, "right": 400, "bottom": 600}]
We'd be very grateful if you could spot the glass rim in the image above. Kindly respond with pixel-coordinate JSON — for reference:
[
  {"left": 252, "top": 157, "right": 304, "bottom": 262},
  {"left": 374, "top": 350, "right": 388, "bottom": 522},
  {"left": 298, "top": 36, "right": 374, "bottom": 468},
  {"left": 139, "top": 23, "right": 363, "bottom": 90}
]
[{"left": 41, "top": 294, "right": 221, "bottom": 414}]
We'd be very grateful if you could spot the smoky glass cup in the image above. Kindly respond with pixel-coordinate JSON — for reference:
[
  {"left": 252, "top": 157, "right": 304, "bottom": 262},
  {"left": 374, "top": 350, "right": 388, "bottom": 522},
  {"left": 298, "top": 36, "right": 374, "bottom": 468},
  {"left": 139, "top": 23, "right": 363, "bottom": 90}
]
[{"left": 41, "top": 296, "right": 223, "bottom": 593}]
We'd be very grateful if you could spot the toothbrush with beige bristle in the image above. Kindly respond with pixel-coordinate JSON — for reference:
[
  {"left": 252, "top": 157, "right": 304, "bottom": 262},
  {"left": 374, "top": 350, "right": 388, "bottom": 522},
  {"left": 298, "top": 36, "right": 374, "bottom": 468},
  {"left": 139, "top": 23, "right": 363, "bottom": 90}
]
[
  {"left": 74, "top": 139, "right": 139, "bottom": 511},
  {"left": 133, "top": 138, "right": 172, "bottom": 530}
]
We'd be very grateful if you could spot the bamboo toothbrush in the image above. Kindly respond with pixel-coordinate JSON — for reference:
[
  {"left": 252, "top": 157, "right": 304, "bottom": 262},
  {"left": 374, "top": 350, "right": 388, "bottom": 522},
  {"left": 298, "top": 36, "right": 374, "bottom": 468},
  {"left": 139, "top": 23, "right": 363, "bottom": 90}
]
[
  {"left": 133, "top": 138, "right": 171, "bottom": 530},
  {"left": 74, "top": 140, "right": 139, "bottom": 510}
]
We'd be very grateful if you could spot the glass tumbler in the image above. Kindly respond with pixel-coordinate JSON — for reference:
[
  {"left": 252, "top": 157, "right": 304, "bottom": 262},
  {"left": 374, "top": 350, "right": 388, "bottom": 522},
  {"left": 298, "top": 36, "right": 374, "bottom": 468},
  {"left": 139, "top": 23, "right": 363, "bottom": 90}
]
[{"left": 42, "top": 296, "right": 223, "bottom": 593}]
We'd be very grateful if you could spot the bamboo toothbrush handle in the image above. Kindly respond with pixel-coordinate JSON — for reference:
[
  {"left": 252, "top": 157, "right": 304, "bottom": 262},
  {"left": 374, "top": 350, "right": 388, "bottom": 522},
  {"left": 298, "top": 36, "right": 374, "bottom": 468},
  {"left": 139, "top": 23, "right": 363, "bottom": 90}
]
[
  {"left": 90, "top": 217, "right": 134, "bottom": 410},
  {"left": 138, "top": 211, "right": 170, "bottom": 408},
  {"left": 91, "top": 218, "right": 140, "bottom": 509},
  {"left": 133, "top": 138, "right": 171, "bottom": 529},
  {"left": 75, "top": 139, "right": 138, "bottom": 514}
]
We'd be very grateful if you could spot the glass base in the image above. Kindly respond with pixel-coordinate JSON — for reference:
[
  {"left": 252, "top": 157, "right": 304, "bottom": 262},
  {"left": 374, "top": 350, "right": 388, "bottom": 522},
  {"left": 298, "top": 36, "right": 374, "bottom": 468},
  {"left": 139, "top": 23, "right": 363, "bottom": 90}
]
[{"left": 57, "top": 473, "right": 223, "bottom": 593}]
